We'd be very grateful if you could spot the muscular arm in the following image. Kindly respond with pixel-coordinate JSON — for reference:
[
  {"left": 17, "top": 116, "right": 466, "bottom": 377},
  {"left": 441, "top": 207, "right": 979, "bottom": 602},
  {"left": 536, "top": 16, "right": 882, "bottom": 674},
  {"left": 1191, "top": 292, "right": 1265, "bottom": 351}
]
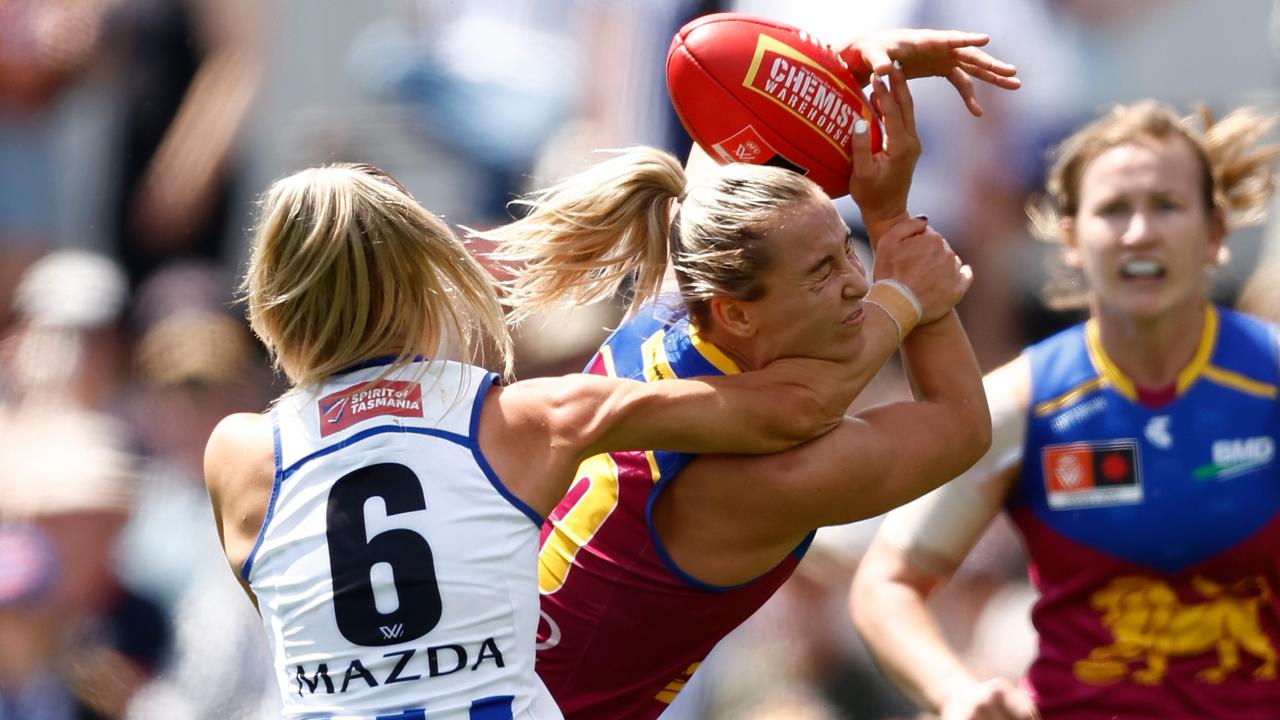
[
  {"left": 851, "top": 356, "right": 1036, "bottom": 719},
  {"left": 481, "top": 321, "right": 901, "bottom": 519},
  {"left": 656, "top": 305, "right": 989, "bottom": 585},
  {"left": 751, "top": 309, "right": 990, "bottom": 527},
  {"left": 482, "top": 214, "right": 969, "bottom": 519}
]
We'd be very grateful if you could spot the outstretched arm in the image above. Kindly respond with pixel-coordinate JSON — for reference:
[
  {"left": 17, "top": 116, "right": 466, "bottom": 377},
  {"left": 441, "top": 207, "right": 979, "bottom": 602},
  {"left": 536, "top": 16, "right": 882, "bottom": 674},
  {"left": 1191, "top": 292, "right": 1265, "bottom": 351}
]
[
  {"left": 853, "top": 537, "right": 1038, "bottom": 720},
  {"left": 479, "top": 360, "right": 890, "bottom": 518},
  {"left": 775, "top": 305, "right": 991, "bottom": 526}
]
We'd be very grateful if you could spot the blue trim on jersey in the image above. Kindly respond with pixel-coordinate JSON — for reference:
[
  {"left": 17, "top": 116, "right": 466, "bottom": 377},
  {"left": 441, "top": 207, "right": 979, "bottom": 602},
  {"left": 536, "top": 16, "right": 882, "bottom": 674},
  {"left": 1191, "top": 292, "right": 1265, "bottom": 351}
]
[
  {"left": 332, "top": 354, "right": 427, "bottom": 377},
  {"left": 606, "top": 305, "right": 817, "bottom": 590},
  {"left": 644, "top": 475, "right": 817, "bottom": 590},
  {"left": 792, "top": 530, "right": 816, "bottom": 560},
  {"left": 278, "top": 425, "right": 470, "bottom": 483},
  {"left": 469, "top": 695, "right": 515, "bottom": 719},
  {"left": 1209, "top": 309, "right": 1279, "bottom": 380},
  {"left": 241, "top": 408, "right": 286, "bottom": 581},
  {"left": 375, "top": 709, "right": 425, "bottom": 720},
  {"left": 467, "top": 372, "right": 543, "bottom": 527}
]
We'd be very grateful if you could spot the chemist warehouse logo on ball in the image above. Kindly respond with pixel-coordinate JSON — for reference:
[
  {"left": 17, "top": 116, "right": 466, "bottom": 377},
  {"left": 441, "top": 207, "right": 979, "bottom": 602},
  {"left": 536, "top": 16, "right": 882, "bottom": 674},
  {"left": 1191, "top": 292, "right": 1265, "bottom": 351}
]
[
  {"left": 318, "top": 380, "right": 423, "bottom": 437},
  {"left": 741, "top": 34, "right": 863, "bottom": 158},
  {"left": 1194, "top": 436, "right": 1275, "bottom": 481}
]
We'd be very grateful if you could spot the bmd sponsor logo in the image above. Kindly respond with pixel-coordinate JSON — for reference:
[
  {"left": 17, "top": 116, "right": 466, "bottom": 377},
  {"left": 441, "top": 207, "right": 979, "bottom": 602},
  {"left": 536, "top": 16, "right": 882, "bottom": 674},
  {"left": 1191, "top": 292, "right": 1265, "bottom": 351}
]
[{"left": 1194, "top": 436, "right": 1275, "bottom": 481}]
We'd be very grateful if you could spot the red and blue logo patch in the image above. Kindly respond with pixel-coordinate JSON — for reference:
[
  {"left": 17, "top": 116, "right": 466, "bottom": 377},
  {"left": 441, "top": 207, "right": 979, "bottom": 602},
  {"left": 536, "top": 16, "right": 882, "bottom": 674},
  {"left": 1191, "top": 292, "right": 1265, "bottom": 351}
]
[
  {"left": 318, "top": 380, "right": 423, "bottom": 437},
  {"left": 1042, "top": 440, "right": 1142, "bottom": 509}
]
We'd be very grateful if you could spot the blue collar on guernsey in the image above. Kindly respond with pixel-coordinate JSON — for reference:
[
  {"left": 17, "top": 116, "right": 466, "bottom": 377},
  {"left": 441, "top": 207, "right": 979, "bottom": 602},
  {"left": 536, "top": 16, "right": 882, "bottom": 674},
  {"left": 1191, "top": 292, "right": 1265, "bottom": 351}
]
[{"left": 331, "top": 354, "right": 428, "bottom": 377}]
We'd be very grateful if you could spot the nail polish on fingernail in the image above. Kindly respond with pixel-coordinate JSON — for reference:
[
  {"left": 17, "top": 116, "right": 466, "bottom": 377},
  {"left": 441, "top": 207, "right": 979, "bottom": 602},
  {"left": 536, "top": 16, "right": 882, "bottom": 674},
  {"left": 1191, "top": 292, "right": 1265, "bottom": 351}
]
[
  {"left": 893, "top": 59, "right": 902, "bottom": 70},
  {"left": 854, "top": 119, "right": 869, "bottom": 135}
]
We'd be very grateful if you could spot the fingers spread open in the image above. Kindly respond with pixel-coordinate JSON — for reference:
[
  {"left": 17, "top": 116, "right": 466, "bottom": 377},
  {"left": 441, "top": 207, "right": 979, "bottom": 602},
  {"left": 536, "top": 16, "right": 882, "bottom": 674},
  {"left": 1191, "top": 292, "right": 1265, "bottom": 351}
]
[
  {"left": 946, "top": 68, "right": 982, "bottom": 117},
  {"left": 870, "top": 76, "right": 898, "bottom": 152}
]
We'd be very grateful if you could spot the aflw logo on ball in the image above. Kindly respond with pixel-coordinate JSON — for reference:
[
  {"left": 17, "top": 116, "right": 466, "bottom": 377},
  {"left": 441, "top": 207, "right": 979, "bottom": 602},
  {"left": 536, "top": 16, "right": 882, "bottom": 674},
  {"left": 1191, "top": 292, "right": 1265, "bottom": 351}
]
[{"left": 741, "top": 34, "right": 861, "bottom": 158}]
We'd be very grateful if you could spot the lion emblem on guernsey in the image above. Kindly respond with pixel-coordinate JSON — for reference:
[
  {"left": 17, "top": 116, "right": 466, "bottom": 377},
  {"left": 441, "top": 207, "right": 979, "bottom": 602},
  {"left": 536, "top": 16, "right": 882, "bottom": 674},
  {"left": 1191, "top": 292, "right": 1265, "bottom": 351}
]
[{"left": 1073, "top": 575, "right": 1277, "bottom": 685}]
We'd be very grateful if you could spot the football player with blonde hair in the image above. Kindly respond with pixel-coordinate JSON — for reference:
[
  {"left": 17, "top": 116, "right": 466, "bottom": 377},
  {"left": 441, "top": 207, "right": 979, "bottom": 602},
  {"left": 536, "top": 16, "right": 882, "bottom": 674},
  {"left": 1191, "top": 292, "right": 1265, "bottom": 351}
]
[{"left": 207, "top": 162, "right": 922, "bottom": 719}]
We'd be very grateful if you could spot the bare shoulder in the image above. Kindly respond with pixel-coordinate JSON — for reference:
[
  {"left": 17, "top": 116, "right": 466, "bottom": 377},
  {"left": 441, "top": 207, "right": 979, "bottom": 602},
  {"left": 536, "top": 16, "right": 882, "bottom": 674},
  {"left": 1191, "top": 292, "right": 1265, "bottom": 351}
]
[
  {"left": 476, "top": 378, "right": 582, "bottom": 518},
  {"left": 479, "top": 374, "right": 593, "bottom": 450},
  {"left": 476, "top": 379, "right": 551, "bottom": 448},
  {"left": 205, "top": 412, "right": 274, "bottom": 489},
  {"left": 984, "top": 353, "right": 1032, "bottom": 409},
  {"left": 205, "top": 411, "right": 276, "bottom": 570}
]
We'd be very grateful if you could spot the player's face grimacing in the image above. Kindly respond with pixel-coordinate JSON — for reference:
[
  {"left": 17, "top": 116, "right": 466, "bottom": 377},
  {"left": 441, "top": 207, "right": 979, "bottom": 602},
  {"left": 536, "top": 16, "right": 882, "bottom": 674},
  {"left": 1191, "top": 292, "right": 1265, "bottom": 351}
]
[
  {"left": 738, "top": 195, "right": 870, "bottom": 364},
  {"left": 1064, "top": 134, "right": 1225, "bottom": 323}
]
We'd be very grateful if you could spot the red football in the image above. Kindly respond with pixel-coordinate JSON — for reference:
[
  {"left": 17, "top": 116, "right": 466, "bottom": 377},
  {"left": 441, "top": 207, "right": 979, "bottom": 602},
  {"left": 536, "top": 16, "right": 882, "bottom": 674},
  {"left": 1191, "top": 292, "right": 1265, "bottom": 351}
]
[{"left": 667, "top": 13, "right": 881, "bottom": 198}]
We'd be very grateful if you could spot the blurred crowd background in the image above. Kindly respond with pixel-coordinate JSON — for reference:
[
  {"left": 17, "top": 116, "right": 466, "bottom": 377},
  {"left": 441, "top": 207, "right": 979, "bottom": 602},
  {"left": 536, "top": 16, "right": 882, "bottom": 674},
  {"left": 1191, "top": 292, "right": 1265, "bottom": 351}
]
[{"left": 0, "top": 1, "right": 1276, "bottom": 718}]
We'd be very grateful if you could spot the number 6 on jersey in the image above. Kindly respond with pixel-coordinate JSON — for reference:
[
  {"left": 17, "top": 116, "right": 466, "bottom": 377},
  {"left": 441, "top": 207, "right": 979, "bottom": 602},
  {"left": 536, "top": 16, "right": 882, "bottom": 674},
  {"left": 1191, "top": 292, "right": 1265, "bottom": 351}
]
[{"left": 327, "top": 463, "right": 442, "bottom": 647}]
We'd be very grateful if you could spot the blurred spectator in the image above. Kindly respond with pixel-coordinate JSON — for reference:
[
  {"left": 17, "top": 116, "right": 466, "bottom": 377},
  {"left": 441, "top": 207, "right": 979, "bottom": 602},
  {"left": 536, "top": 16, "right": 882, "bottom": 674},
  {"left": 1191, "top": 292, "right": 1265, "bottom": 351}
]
[
  {"left": 115, "top": 305, "right": 264, "bottom": 606},
  {"left": 112, "top": 263, "right": 278, "bottom": 719},
  {"left": 0, "top": 0, "right": 115, "bottom": 322},
  {"left": 0, "top": 406, "right": 166, "bottom": 720},
  {"left": 103, "top": 0, "right": 261, "bottom": 289},
  {"left": 349, "top": 0, "right": 595, "bottom": 223},
  {"left": 349, "top": 0, "right": 714, "bottom": 227},
  {"left": 0, "top": 250, "right": 129, "bottom": 411}
]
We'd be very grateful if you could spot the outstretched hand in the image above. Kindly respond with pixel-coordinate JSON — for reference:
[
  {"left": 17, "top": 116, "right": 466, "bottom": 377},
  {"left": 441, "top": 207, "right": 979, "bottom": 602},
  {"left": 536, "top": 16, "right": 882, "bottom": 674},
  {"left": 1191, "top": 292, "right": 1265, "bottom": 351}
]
[{"left": 837, "top": 29, "right": 1020, "bottom": 117}]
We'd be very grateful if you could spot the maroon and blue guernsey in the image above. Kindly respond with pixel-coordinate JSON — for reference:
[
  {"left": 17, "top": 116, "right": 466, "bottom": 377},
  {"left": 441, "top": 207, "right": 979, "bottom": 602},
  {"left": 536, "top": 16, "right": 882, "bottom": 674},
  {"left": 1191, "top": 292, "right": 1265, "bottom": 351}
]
[
  {"left": 1012, "top": 305, "right": 1280, "bottom": 718},
  {"left": 535, "top": 302, "right": 813, "bottom": 720}
]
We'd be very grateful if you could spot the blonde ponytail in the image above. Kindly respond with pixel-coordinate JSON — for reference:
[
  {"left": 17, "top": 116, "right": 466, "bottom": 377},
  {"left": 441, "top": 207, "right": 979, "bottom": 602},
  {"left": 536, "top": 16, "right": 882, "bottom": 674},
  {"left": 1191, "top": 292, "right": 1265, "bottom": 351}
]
[{"left": 477, "top": 147, "right": 685, "bottom": 321}]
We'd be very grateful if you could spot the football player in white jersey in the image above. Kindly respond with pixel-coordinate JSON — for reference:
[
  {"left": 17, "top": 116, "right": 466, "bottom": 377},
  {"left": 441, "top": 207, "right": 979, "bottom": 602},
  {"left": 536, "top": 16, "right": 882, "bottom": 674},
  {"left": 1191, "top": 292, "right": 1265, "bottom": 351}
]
[{"left": 203, "top": 164, "right": 958, "bottom": 719}]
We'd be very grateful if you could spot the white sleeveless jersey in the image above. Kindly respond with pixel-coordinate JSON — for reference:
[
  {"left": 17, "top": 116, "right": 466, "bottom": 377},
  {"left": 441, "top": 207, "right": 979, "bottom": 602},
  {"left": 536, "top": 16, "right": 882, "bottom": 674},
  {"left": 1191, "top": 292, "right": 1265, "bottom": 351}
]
[{"left": 242, "top": 358, "right": 562, "bottom": 720}]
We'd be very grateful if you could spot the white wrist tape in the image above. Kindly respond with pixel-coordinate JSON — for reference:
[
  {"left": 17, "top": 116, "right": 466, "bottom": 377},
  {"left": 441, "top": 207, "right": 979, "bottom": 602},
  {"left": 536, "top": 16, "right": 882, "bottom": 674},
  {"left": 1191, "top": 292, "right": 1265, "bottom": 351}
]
[
  {"left": 875, "top": 279, "right": 923, "bottom": 318},
  {"left": 864, "top": 280, "right": 923, "bottom": 340}
]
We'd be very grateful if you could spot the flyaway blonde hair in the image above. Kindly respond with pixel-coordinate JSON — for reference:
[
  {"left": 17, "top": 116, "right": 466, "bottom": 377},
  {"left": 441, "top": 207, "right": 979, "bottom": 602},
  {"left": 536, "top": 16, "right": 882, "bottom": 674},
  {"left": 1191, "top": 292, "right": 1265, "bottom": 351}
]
[
  {"left": 478, "top": 146, "right": 822, "bottom": 327},
  {"left": 243, "top": 163, "right": 513, "bottom": 387}
]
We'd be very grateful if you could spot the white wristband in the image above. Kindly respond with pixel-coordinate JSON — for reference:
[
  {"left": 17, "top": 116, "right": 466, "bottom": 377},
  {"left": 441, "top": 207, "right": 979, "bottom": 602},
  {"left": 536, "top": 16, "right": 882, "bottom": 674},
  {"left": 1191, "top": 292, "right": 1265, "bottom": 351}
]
[
  {"left": 875, "top": 278, "right": 923, "bottom": 319},
  {"left": 864, "top": 281, "right": 923, "bottom": 340}
]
